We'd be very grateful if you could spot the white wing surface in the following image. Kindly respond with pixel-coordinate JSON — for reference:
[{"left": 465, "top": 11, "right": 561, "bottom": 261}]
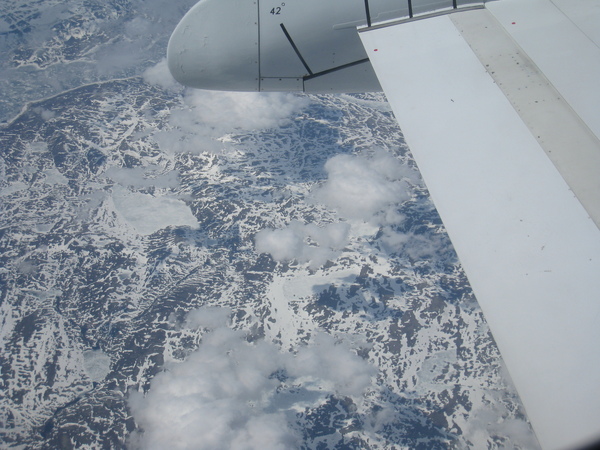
[{"left": 359, "top": 2, "right": 600, "bottom": 449}]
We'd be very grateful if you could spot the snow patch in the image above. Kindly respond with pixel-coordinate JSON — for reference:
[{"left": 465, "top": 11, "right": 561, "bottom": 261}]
[
  {"left": 111, "top": 186, "right": 198, "bottom": 235},
  {"left": 0, "top": 181, "right": 28, "bottom": 197},
  {"left": 83, "top": 350, "right": 111, "bottom": 382},
  {"left": 43, "top": 168, "right": 69, "bottom": 186},
  {"left": 103, "top": 166, "right": 180, "bottom": 189}
]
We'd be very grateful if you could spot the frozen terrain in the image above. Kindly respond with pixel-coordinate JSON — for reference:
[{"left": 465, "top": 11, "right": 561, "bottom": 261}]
[{"left": 0, "top": 1, "right": 538, "bottom": 448}]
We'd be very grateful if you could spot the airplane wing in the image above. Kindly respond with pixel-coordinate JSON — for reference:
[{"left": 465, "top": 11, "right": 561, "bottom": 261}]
[
  {"left": 167, "top": 1, "right": 600, "bottom": 448},
  {"left": 358, "top": 2, "right": 600, "bottom": 449}
]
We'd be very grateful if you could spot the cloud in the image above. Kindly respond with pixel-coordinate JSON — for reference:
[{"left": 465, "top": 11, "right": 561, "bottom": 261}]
[
  {"left": 314, "top": 150, "right": 414, "bottom": 223},
  {"left": 255, "top": 150, "right": 418, "bottom": 266},
  {"left": 184, "top": 306, "right": 231, "bottom": 330},
  {"left": 129, "top": 307, "right": 375, "bottom": 450},
  {"left": 183, "top": 90, "right": 309, "bottom": 133},
  {"left": 142, "top": 58, "right": 181, "bottom": 92},
  {"left": 462, "top": 403, "right": 540, "bottom": 449},
  {"left": 94, "top": 40, "right": 147, "bottom": 76},
  {"left": 379, "top": 229, "right": 450, "bottom": 260},
  {"left": 129, "top": 327, "right": 295, "bottom": 450},
  {"left": 255, "top": 226, "right": 304, "bottom": 262},
  {"left": 124, "top": 17, "right": 153, "bottom": 38},
  {"left": 255, "top": 221, "right": 350, "bottom": 268},
  {"left": 143, "top": 58, "right": 310, "bottom": 136},
  {"left": 33, "top": 107, "right": 56, "bottom": 121},
  {"left": 148, "top": 86, "right": 310, "bottom": 154},
  {"left": 287, "top": 333, "right": 374, "bottom": 398}
]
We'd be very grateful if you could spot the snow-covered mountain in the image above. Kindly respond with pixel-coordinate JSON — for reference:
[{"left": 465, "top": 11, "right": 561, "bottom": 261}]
[{"left": 0, "top": 1, "right": 538, "bottom": 448}]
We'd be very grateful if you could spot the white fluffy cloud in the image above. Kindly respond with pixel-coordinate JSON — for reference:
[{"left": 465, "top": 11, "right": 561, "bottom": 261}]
[
  {"left": 129, "top": 307, "right": 375, "bottom": 450},
  {"left": 255, "top": 150, "right": 418, "bottom": 266},
  {"left": 255, "top": 221, "right": 350, "bottom": 268},
  {"left": 143, "top": 59, "right": 310, "bottom": 154},
  {"left": 142, "top": 58, "right": 182, "bottom": 92},
  {"left": 314, "top": 150, "right": 414, "bottom": 223},
  {"left": 183, "top": 90, "right": 309, "bottom": 133},
  {"left": 152, "top": 89, "right": 309, "bottom": 154}
]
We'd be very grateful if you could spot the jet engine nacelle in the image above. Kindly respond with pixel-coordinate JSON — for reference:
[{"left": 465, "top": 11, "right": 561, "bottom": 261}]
[{"left": 167, "top": 0, "right": 477, "bottom": 92}]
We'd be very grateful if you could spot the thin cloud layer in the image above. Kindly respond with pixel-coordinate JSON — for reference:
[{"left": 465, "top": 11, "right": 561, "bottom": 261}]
[
  {"left": 255, "top": 221, "right": 350, "bottom": 268},
  {"left": 286, "top": 332, "right": 374, "bottom": 398},
  {"left": 129, "top": 307, "right": 375, "bottom": 450}
]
